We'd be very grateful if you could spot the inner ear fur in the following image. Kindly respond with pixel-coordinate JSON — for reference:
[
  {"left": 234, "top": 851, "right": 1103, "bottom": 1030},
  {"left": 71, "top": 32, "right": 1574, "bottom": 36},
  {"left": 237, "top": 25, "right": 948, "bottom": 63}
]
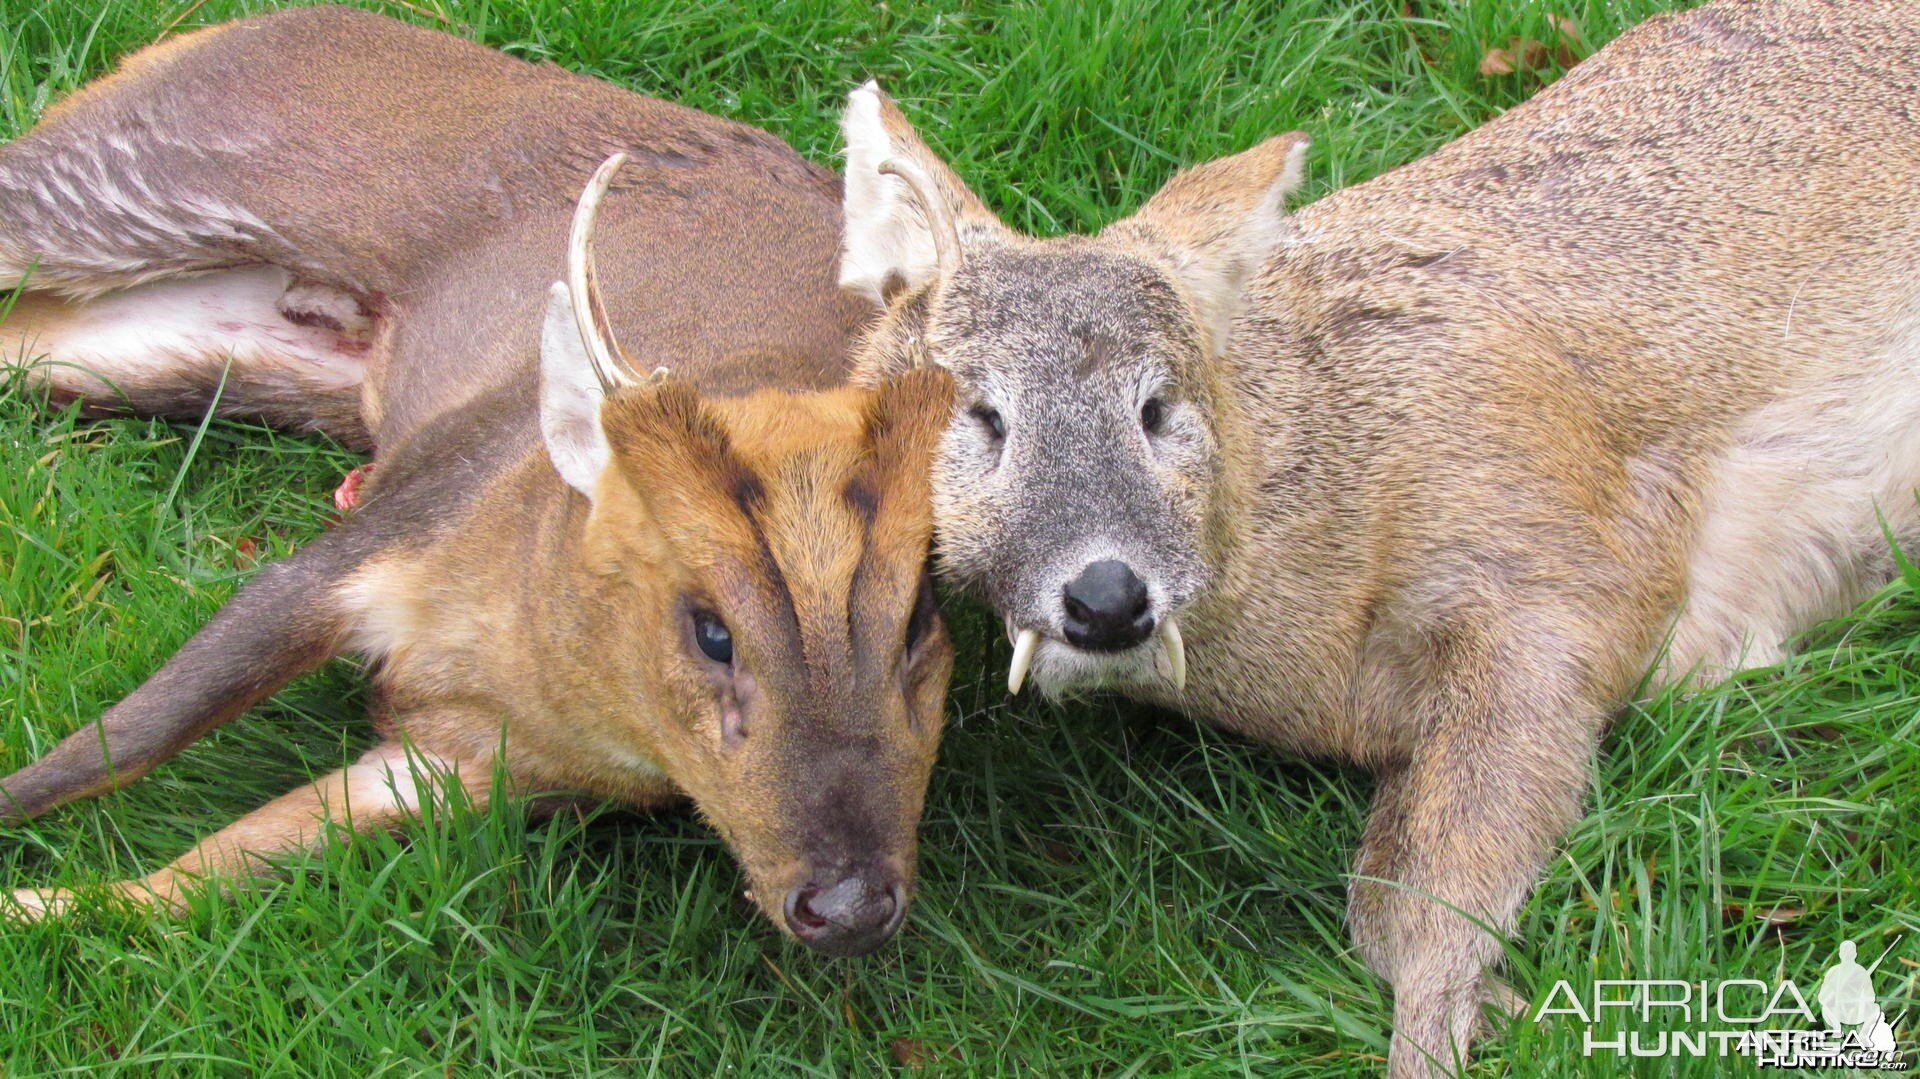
[{"left": 839, "top": 81, "right": 1013, "bottom": 302}]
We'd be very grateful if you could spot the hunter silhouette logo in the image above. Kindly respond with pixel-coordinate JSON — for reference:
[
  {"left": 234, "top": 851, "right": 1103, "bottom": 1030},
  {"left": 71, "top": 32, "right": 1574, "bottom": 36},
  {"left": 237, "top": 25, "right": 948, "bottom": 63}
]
[
  {"left": 1812, "top": 941, "right": 1900, "bottom": 1061},
  {"left": 1531, "top": 938, "right": 1910, "bottom": 1068}
]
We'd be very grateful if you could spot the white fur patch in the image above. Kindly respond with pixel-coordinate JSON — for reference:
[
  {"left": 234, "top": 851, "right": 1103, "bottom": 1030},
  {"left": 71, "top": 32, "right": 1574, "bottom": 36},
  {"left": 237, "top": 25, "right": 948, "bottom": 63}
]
[
  {"left": 0, "top": 265, "right": 367, "bottom": 395},
  {"left": 336, "top": 562, "right": 422, "bottom": 661},
  {"left": 1666, "top": 309, "right": 1920, "bottom": 680},
  {"left": 341, "top": 744, "right": 464, "bottom": 819},
  {"left": 837, "top": 81, "right": 938, "bottom": 304},
  {"left": 4, "top": 887, "right": 61, "bottom": 921},
  {"left": 1, "top": 145, "right": 279, "bottom": 297}
]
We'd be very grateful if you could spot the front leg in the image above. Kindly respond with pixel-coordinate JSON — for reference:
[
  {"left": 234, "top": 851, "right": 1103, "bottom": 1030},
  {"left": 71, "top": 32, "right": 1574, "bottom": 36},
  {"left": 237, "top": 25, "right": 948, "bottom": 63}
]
[
  {"left": 1348, "top": 629, "right": 1608, "bottom": 1077},
  {"left": 8, "top": 740, "right": 493, "bottom": 918}
]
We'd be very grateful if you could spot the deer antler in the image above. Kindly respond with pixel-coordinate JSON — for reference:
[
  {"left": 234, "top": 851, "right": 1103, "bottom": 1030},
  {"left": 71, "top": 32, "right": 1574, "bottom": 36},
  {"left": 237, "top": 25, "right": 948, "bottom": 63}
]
[
  {"left": 568, "top": 153, "right": 659, "bottom": 392},
  {"left": 879, "top": 157, "right": 961, "bottom": 279}
]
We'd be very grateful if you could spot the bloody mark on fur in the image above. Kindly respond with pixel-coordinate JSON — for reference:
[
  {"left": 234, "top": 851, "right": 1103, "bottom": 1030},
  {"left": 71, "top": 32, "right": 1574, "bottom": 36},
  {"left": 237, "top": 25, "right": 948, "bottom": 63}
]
[
  {"left": 333, "top": 462, "right": 374, "bottom": 514},
  {"left": 279, "top": 307, "right": 346, "bottom": 334}
]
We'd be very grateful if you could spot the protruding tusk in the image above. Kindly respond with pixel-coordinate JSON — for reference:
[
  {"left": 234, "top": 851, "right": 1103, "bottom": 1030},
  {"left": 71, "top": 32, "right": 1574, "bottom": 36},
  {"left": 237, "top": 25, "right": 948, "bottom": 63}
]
[
  {"left": 1159, "top": 617, "right": 1186, "bottom": 692},
  {"left": 567, "top": 152, "right": 647, "bottom": 393},
  {"left": 1007, "top": 628, "right": 1041, "bottom": 696}
]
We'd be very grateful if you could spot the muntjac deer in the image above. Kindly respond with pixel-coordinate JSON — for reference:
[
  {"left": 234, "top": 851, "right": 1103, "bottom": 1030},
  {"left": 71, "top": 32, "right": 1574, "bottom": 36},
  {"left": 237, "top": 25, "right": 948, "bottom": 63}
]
[
  {"left": 0, "top": 6, "right": 955, "bottom": 958},
  {"left": 831, "top": 0, "right": 1918, "bottom": 1065}
]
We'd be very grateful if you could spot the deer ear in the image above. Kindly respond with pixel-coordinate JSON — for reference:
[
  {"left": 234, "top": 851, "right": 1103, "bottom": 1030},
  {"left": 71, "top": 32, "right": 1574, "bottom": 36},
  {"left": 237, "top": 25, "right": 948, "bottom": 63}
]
[
  {"left": 1103, "top": 133, "right": 1310, "bottom": 354},
  {"left": 538, "top": 282, "right": 613, "bottom": 499},
  {"left": 597, "top": 381, "right": 767, "bottom": 567},
  {"left": 838, "top": 80, "right": 1011, "bottom": 304},
  {"left": 862, "top": 365, "right": 956, "bottom": 524}
]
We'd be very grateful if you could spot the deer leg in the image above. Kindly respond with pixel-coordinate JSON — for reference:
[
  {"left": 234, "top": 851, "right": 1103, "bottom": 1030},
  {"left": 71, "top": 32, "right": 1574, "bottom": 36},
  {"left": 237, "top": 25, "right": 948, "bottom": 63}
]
[
  {"left": 1, "top": 267, "right": 374, "bottom": 444},
  {"left": 0, "top": 529, "right": 381, "bottom": 822},
  {"left": 8, "top": 741, "right": 490, "bottom": 918},
  {"left": 0, "top": 115, "right": 378, "bottom": 444},
  {"left": 1347, "top": 637, "right": 1602, "bottom": 1078}
]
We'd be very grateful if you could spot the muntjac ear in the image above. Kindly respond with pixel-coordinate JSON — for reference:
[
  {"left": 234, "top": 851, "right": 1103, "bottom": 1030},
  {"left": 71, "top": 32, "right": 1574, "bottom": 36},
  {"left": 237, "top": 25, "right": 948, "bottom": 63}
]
[
  {"left": 598, "top": 381, "right": 762, "bottom": 564},
  {"left": 1102, "top": 133, "right": 1310, "bottom": 355},
  {"left": 539, "top": 282, "right": 614, "bottom": 498},
  {"left": 838, "top": 80, "right": 1012, "bottom": 304},
  {"left": 861, "top": 365, "right": 955, "bottom": 532}
]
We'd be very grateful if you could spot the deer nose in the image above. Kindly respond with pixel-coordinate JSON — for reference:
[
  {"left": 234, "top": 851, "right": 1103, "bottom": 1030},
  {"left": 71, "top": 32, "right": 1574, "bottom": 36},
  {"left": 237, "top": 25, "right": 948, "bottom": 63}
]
[
  {"left": 1061, "top": 560, "right": 1154, "bottom": 651},
  {"left": 783, "top": 871, "right": 907, "bottom": 956}
]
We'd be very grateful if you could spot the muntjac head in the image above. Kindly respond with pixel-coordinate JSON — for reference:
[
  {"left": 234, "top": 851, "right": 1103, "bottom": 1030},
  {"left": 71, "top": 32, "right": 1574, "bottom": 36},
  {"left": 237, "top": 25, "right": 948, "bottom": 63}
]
[{"left": 537, "top": 157, "right": 956, "bottom": 954}]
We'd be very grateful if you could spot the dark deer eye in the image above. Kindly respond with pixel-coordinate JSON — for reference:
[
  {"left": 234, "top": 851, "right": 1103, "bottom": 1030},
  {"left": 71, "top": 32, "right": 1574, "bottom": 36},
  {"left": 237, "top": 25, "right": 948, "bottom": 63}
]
[
  {"left": 971, "top": 405, "right": 1005, "bottom": 440},
  {"left": 1140, "top": 397, "right": 1167, "bottom": 434},
  {"left": 693, "top": 611, "right": 733, "bottom": 665}
]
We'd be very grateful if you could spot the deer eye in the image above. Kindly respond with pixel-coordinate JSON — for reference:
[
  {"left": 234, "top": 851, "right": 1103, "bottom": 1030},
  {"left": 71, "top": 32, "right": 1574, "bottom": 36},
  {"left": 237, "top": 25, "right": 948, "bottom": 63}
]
[
  {"left": 1140, "top": 397, "right": 1167, "bottom": 434},
  {"left": 970, "top": 405, "right": 1005, "bottom": 441},
  {"left": 693, "top": 611, "right": 733, "bottom": 665}
]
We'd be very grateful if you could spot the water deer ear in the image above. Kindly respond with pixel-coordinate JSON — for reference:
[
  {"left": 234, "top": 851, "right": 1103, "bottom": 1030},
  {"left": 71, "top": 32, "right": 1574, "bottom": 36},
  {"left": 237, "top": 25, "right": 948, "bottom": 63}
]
[
  {"left": 1102, "top": 133, "right": 1310, "bottom": 355},
  {"left": 838, "top": 81, "right": 1011, "bottom": 305},
  {"left": 539, "top": 282, "right": 613, "bottom": 498}
]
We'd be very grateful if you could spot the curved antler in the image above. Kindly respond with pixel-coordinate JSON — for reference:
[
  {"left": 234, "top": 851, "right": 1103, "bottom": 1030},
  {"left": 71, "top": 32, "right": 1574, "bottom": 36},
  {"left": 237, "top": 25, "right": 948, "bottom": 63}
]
[
  {"left": 568, "top": 153, "right": 648, "bottom": 392},
  {"left": 878, "top": 156, "right": 961, "bottom": 279}
]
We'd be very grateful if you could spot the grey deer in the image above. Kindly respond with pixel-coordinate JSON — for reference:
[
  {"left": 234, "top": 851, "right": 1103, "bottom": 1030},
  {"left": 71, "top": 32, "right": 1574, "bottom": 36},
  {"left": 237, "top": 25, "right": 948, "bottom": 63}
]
[{"left": 832, "top": 0, "right": 1919, "bottom": 1070}]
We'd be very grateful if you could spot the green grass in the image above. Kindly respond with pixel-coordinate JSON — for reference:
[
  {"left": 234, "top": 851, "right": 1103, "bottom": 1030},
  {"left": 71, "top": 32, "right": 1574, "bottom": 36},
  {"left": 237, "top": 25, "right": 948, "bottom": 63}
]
[{"left": 2, "top": 0, "right": 1915, "bottom": 1073}]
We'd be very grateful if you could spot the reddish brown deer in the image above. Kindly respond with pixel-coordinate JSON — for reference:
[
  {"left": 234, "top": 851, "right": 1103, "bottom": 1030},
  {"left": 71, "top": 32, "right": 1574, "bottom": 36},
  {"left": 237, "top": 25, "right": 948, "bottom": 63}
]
[{"left": 0, "top": 6, "right": 955, "bottom": 957}]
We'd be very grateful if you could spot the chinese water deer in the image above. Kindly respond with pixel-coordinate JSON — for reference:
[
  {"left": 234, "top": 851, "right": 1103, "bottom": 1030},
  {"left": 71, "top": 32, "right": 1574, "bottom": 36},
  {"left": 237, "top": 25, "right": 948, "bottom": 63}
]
[
  {"left": 0, "top": 6, "right": 957, "bottom": 957},
  {"left": 832, "top": 0, "right": 1920, "bottom": 1065}
]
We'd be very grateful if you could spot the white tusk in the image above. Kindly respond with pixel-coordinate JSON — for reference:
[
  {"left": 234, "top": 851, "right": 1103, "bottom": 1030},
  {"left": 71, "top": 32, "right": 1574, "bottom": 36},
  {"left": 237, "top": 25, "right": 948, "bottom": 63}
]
[
  {"left": 1159, "top": 617, "right": 1186, "bottom": 692},
  {"left": 1007, "top": 628, "right": 1041, "bottom": 696}
]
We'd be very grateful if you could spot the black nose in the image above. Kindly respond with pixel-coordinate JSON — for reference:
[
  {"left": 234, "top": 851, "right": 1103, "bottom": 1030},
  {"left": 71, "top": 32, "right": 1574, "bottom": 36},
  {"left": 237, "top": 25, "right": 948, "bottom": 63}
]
[
  {"left": 1061, "top": 559, "right": 1154, "bottom": 651},
  {"left": 783, "top": 871, "right": 907, "bottom": 957}
]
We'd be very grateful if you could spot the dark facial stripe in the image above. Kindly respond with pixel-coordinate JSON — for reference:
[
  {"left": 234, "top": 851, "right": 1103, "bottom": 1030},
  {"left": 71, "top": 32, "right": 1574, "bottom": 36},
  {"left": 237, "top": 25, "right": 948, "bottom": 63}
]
[
  {"left": 842, "top": 475, "right": 879, "bottom": 528},
  {"left": 744, "top": 511, "right": 801, "bottom": 647},
  {"left": 842, "top": 476, "right": 887, "bottom": 686}
]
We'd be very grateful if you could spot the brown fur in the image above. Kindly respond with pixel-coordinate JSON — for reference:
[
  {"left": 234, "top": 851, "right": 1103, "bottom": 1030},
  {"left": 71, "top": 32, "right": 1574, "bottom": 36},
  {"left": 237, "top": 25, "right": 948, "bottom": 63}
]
[
  {"left": 835, "top": 0, "right": 1920, "bottom": 1068},
  {"left": 0, "top": 7, "right": 955, "bottom": 955}
]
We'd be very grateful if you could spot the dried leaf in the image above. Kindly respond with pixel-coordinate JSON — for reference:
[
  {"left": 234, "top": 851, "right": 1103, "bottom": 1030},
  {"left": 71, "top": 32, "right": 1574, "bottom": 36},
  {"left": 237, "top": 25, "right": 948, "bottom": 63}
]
[
  {"left": 1722, "top": 901, "right": 1806, "bottom": 928},
  {"left": 1550, "top": 15, "right": 1585, "bottom": 67},
  {"left": 1480, "top": 32, "right": 1566, "bottom": 79},
  {"left": 891, "top": 1038, "right": 932, "bottom": 1068},
  {"left": 1039, "top": 838, "right": 1078, "bottom": 864}
]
